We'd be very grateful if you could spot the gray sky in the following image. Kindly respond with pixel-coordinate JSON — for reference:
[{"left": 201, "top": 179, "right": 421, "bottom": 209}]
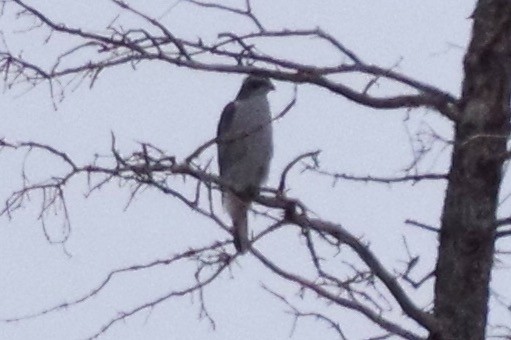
[{"left": 2, "top": 1, "right": 506, "bottom": 340}]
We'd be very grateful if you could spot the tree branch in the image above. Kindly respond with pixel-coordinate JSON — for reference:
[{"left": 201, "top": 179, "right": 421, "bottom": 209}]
[
  {"left": 253, "top": 249, "right": 424, "bottom": 340},
  {"left": 1, "top": 0, "right": 459, "bottom": 120},
  {"left": 1, "top": 136, "right": 439, "bottom": 336}
]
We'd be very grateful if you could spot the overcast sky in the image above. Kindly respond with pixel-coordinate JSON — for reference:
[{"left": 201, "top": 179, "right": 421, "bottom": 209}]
[{"left": 3, "top": 1, "right": 507, "bottom": 340}]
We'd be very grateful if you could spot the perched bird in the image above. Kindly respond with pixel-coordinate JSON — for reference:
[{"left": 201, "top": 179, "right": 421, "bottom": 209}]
[{"left": 217, "top": 76, "right": 275, "bottom": 254}]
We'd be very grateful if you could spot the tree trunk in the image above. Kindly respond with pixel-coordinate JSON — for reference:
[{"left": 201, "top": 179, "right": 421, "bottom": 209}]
[{"left": 432, "top": 1, "right": 511, "bottom": 339}]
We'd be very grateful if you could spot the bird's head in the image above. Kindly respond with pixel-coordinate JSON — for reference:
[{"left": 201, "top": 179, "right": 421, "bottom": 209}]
[{"left": 236, "top": 76, "right": 275, "bottom": 100}]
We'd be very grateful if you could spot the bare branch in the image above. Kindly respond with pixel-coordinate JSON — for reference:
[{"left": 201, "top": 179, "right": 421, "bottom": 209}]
[
  {"left": 87, "top": 249, "right": 230, "bottom": 339},
  {"left": 2, "top": 242, "right": 229, "bottom": 323},
  {"left": 253, "top": 249, "right": 424, "bottom": 340},
  {"left": 261, "top": 284, "right": 348, "bottom": 339},
  {"left": 405, "top": 219, "right": 440, "bottom": 233},
  {"left": 111, "top": 0, "right": 191, "bottom": 60},
  {"left": 186, "top": 0, "right": 265, "bottom": 32},
  {"left": 307, "top": 166, "right": 448, "bottom": 186},
  {"left": 496, "top": 229, "right": 511, "bottom": 238},
  {"left": 1, "top": 136, "right": 438, "bottom": 336},
  {"left": 0, "top": 1, "right": 458, "bottom": 119},
  {"left": 278, "top": 150, "right": 320, "bottom": 193},
  {"left": 255, "top": 199, "right": 440, "bottom": 334}
]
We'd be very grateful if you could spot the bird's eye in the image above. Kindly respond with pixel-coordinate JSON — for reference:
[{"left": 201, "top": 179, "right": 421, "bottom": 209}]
[{"left": 251, "top": 81, "right": 263, "bottom": 89}]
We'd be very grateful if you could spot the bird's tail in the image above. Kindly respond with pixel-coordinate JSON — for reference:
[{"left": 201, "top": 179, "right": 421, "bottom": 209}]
[
  {"left": 225, "top": 192, "right": 250, "bottom": 254},
  {"left": 233, "top": 210, "right": 249, "bottom": 254}
]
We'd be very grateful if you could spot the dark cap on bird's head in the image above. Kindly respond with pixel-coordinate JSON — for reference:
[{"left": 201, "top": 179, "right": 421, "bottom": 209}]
[{"left": 236, "top": 76, "right": 275, "bottom": 100}]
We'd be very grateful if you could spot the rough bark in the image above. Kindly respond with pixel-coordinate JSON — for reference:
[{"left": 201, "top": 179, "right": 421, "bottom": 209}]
[{"left": 432, "top": 1, "right": 511, "bottom": 339}]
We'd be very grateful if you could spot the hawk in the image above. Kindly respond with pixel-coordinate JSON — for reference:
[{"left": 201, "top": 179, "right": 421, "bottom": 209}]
[{"left": 217, "top": 76, "right": 275, "bottom": 254}]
